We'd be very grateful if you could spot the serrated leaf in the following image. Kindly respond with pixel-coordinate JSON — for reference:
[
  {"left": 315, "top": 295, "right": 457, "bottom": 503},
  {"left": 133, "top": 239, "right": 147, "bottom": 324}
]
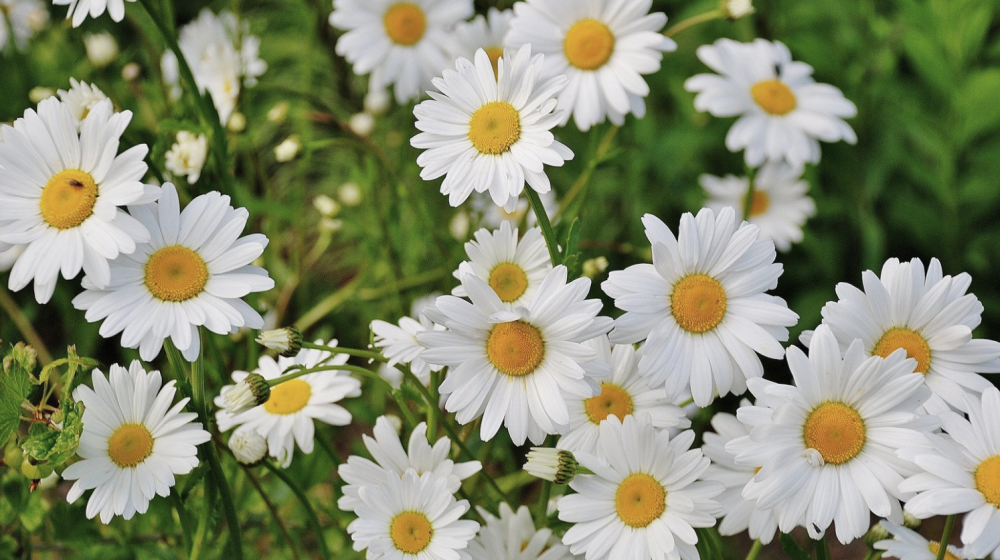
[
  {"left": 779, "top": 533, "right": 812, "bottom": 560},
  {"left": 563, "top": 218, "right": 581, "bottom": 262},
  {"left": 20, "top": 401, "right": 83, "bottom": 467},
  {"left": 0, "top": 356, "right": 32, "bottom": 445}
]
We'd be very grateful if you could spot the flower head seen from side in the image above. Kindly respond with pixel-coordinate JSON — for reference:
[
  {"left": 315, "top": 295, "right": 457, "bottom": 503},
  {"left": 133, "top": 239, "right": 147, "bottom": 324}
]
[
  {"left": 505, "top": 0, "right": 676, "bottom": 131},
  {"left": 873, "top": 522, "right": 966, "bottom": 560},
  {"left": 0, "top": 0, "right": 48, "bottom": 51},
  {"left": 420, "top": 265, "right": 613, "bottom": 445},
  {"left": 685, "top": 38, "right": 857, "bottom": 168},
  {"left": 452, "top": 221, "right": 552, "bottom": 309},
  {"left": 56, "top": 78, "right": 109, "bottom": 126},
  {"left": 62, "top": 361, "right": 210, "bottom": 523},
  {"left": 72, "top": 183, "right": 274, "bottom": 362},
  {"left": 52, "top": 0, "right": 133, "bottom": 27},
  {"left": 215, "top": 340, "right": 361, "bottom": 467},
  {"left": 602, "top": 207, "right": 799, "bottom": 407},
  {"left": 802, "top": 257, "right": 1000, "bottom": 414},
  {"left": 452, "top": 8, "right": 513, "bottom": 77},
  {"left": 412, "top": 44, "right": 573, "bottom": 212},
  {"left": 330, "top": 0, "right": 473, "bottom": 104},
  {"left": 164, "top": 131, "right": 208, "bottom": 184},
  {"left": 558, "top": 415, "right": 723, "bottom": 560},
  {"left": 468, "top": 503, "right": 578, "bottom": 560},
  {"left": 0, "top": 97, "right": 156, "bottom": 303}
]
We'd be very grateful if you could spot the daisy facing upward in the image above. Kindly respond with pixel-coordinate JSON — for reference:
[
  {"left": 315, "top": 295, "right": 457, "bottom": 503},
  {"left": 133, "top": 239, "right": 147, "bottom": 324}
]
[{"left": 451, "top": 221, "right": 552, "bottom": 309}]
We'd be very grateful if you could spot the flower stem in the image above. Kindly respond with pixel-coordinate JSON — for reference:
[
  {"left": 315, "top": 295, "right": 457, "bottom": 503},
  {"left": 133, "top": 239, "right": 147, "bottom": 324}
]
[
  {"left": 556, "top": 125, "right": 619, "bottom": 219},
  {"left": 298, "top": 341, "right": 387, "bottom": 363},
  {"left": 815, "top": 536, "right": 830, "bottom": 560},
  {"left": 746, "top": 539, "right": 764, "bottom": 560},
  {"left": 743, "top": 166, "right": 758, "bottom": 221},
  {"left": 0, "top": 285, "right": 53, "bottom": 365},
  {"left": 269, "top": 363, "right": 387, "bottom": 386},
  {"left": 535, "top": 479, "right": 552, "bottom": 525},
  {"left": 935, "top": 515, "right": 956, "bottom": 560},
  {"left": 263, "top": 461, "right": 331, "bottom": 560},
  {"left": 664, "top": 9, "right": 725, "bottom": 38},
  {"left": 526, "top": 188, "right": 561, "bottom": 265}
]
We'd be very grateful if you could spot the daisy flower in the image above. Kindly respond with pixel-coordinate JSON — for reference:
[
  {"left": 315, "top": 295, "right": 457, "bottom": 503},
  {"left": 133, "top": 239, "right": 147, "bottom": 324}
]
[
  {"left": 0, "top": 97, "right": 156, "bottom": 303},
  {"left": 732, "top": 325, "right": 937, "bottom": 544},
  {"left": 801, "top": 257, "right": 1000, "bottom": 413},
  {"left": 452, "top": 8, "right": 513, "bottom": 77},
  {"left": 558, "top": 337, "right": 689, "bottom": 456},
  {"left": 685, "top": 38, "right": 857, "bottom": 168},
  {"left": 411, "top": 44, "right": 573, "bottom": 212},
  {"left": 164, "top": 131, "right": 209, "bottom": 184},
  {"left": 338, "top": 415, "right": 482, "bottom": 513},
  {"left": 505, "top": 0, "right": 676, "bottom": 131},
  {"left": 419, "top": 265, "right": 613, "bottom": 445},
  {"left": 215, "top": 339, "right": 361, "bottom": 467},
  {"left": 452, "top": 221, "right": 551, "bottom": 309},
  {"left": 62, "top": 361, "right": 210, "bottom": 523},
  {"left": 558, "top": 415, "right": 722, "bottom": 560},
  {"left": 701, "top": 161, "right": 816, "bottom": 252},
  {"left": 72, "top": 183, "right": 274, "bottom": 362},
  {"left": 468, "top": 503, "right": 578, "bottom": 560},
  {"left": 348, "top": 469, "right": 480, "bottom": 559},
  {"left": 52, "top": 0, "right": 133, "bottom": 27},
  {"left": 56, "top": 78, "right": 109, "bottom": 126},
  {"left": 371, "top": 293, "right": 443, "bottom": 385},
  {"left": 0, "top": 0, "right": 47, "bottom": 51},
  {"left": 602, "top": 207, "right": 799, "bottom": 407},
  {"left": 873, "top": 522, "right": 965, "bottom": 560},
  {"left": 330, "top": 0, "right": 473, "bottom": 104}
]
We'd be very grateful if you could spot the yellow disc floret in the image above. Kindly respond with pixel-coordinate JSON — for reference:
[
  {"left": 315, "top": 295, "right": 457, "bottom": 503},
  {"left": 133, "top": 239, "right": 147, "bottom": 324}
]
[
  {"left": 263, "top": 379, "right": 312, "bottom": 415},
  {"left": 144, "top": 246, "right": 209, "bottom": 302},
  {"left": 615, "top": 473, "right": 666, "bottom": 528},
  {"left": 487, "top": 321, "right": 545, "bottom": 377},
  {"left": 975, "top": 455, "right": 1000, "bottom": 508},
  {"left": 803, "top": 402, "right": 866, "bottom": 465},
  {"left": 107, "top": 423, "right": 154, "bottom": 468},
  {"left": 751, "top": 79, "right": 797, "bottom": 116},
  {"left": 485, "top": 46, "right": 505, "bottom": 78},
  {"left": 872, "top": 328, "right": 932, "bottom": 375},
  {"left": 488, "top": 263, "right": 529, "bottom": 302},
  {"left": 563, "top": 19, "right": 615, "bottom": 70},
  {"left": 584, "top": 383, "right": 634, "bottom": 424},
  {"left": 468, "top": 101, "right": 521, "bottom": 155},
  {"left": 390, "top": 511, "right": 434, "bottom": 554},
  {"left": 40, "top": 169, "right": 98, "bottom": 230},
  {"left": 671, "top": 274, "right": 727, "bottom": 334},
  {"left": 745, "top": 190, "right": 770, "bottom": 217},
  {"left": 927, "top": 542, "right": 961, "bottom": 560},
  {"left": 383, "top": 2, "right": 426, "bottom": 46}
]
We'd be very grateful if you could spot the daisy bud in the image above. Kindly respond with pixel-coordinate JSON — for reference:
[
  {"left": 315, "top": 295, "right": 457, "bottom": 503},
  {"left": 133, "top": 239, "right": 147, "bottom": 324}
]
[
  {"left": 582, "top": 256, "right": 609, "bottom": 278},
  {"left": 312, "top": 195, "right": 340, "bottom": 217},
  {"left": 256, "top": 327, "right": 303, "bottom": 357},
  {"left": 84, "top": 33, "right": 118, "bottom": 68},
  {"left": 28, "top": 87, "right": 55, "bottom": 103},
  {"left": 267, "top": 102, "right": 289, "bottom": 123},
  {"left": 275, "top": 136, "right": 301, "bottom": 162},
  {"left": 348, "top": 112, "right": 375, "bottom": 137},
  {"left": 902, "top": 511, "right": 921, "bottom": 529},
  {"left": 218, "top": 373, "right": 271, "bottom": 416},
  {"left": 865, "top": 522, "right": 890, "bottom": 547},
  {"left": 337, "top": 182, "right": 362, "bottom": 206},
  {"left": 364, "top": 88, "right": 390, "bottom": 116},
  {"left": 525, "top": 448, "right": 578, "bottom": 484},
  {"left": 722, "top": 0, "right": 754, "bottom": 19},
  {"left": 228, "top": 430, "right": 267, "bottom": 466},
  {"left": 227, "top": 112, "right": 247, "bottom": 133}
]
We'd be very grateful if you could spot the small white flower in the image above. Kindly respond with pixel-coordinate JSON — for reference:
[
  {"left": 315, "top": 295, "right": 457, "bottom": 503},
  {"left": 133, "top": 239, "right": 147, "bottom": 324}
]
[
  {"left": 57, "top": 79, "right": 109, "bottom": 127},
  {"left": 275, "top": 137, "right": 301, "bottom": 162},
  {"left": 84, "top": 32, "right": 118, "bottom": 67},
  {"left": 228, "top": 429, "right": 268, "bottom": 466},
  {"left": 348, "top": 112, "right": 375, "bottom": 136},
  {"left": 165, "top": 131, "right": 209, "bottom": 184},
  {"left": 724, "top": 0, "right": 754, "bottom": 19},
  {"left": 467, "top": 503, "right": 578, "bottom": 560}
]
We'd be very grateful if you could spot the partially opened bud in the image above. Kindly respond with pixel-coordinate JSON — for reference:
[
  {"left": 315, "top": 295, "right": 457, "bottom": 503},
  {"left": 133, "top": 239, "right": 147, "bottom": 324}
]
[
  {"left": 256, "top": 327, "right": 303, "bottom": 357},
  {"left": 525, "top": 448, "right": 578, "bottom": 484},
  {"left": 219, "top": 373, "right": 271, "bottom": 416},
  {"left": 229, "top": 430, "right": 267, "bottom": 466}
]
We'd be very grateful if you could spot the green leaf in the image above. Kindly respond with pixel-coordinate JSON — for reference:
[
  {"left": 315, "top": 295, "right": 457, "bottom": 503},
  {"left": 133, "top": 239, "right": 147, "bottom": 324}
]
[
  {"left": 0, "top": 352, "right": 33, "bottom": 445},
  {"left": 779, "top": 533, "right": 813, "bottom": 560},
  {"left": 20, "top": 400, "right": 84, "bottom": 467}
]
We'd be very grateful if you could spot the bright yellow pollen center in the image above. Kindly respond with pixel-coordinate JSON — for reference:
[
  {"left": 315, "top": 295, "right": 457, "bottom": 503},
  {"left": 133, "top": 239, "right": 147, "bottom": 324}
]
[
  {"left": 563, "top": 19, "right": 615, "bottom": 70},
  {"left": 263, "top": 379, "right": 312, "bottom": 415},
  {"left": 383, "top": 2, "right": 426, "bottom": 46},
  {"left": 390, "top": 511, "right": 434, "bottom": 554},
  {"left": 744, "top": 190, "right": 770, "bottom": 217},
  {"left": 39, "top": 169, "right": 98, "bottom": 230},
  {"left": 872, "top": 328, "right": 932, "bottom": 375},
  {"left": 975, "top": 455, "right": 1000, "bottom": 507},
  {"left": 487, "top": 321, "right": 545, "bottom": 377},
  {"left": 488, "top": 262, "right": 529, "bottom": 302},
  {"left": 803, "top": 402, "right": 866, "bottom": 465},
  {"left": 927, "top": 543, "right": 961, "bottom": 560},
  {"left": 584, "top": 383, "right": 634, "bottom": 424},
  {"left": 485, "top": 46, "right": 505, "bottom": 78},
  {"left": 751, "top": 79, "right": 797, "bottom": 115},
  {"left": 615, "top": 473, "right": 666, "bottom": 528},
  {"left": 144, "top": 246, "right": 209, "bottom": 302},
  {"left": 671, "top": 274, "right": 727, "bottom": 334},
  {"left": 107, "top": 423, "right": 154, "bottom": 468},
  {"left": 468, "top": 101, "right": 521, "bottom": 155}
]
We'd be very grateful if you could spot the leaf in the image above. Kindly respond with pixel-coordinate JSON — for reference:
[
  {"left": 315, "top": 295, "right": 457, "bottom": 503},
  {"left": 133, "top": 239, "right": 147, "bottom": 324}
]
[
  {"left": 0, "top": 353, "right": 32, "bottom": 445},
  {"left": 779, "top": 533, "right": 813, "bottom": 560},
  {"left": 20, "top": 400, "right": 84, "bottom": 468}
]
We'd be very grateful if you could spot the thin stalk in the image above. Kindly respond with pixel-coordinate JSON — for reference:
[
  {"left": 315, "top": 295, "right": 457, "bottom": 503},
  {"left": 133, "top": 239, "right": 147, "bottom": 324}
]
[
  {"left": 263, "top": 461, "right": 332, "bottom": 560},
  {"left": 0, "top": 285, "right": 53, "bottom": 365},
  {"left": 745, "top": 539, "right": 764, "bottom": 560},
  {"left": 535, "top": 480, "right": 552, "bottom": 525},
  {"left": 664, "top": 9, "right": 724, "bottom": 38},
  {"left": 526, "top": 188, "right": 561, "bottom": 265},
  {"left": 190, "top": 474, "right": 216, "bottom": 560},
  {"left": 935, "top": 515, "right": 956, "bottom": 560},
  {"left": 556, "top": 125, "right": 619, "bottom": 218},
  {"left": 298, "top": 341, "right": 387, "bottom": 363},
  {"left": 242, "top": 466, "right": 302, "bottom": 560},
  {"left": 815, "top": 536, "right": 830, "bottom": 560},
  {"left": 742, "top": 166, "right": 759, "bottom": 221},
  {"left": 169, "top": 492, "right": 193, "bottom": 554},
  {"left": 427, "top": 370, "right": 442, "bottom": 441},
  {"left": 268, "top": 363, "right": 387, "bottom": 386}
]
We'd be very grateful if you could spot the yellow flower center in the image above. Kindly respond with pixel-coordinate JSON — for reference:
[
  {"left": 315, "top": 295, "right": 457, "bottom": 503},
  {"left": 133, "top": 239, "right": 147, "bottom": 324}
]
[
  {"left": 615, "top": 473, "right": 666, "bottom": 528},
  {"left": 743, "top": 190, "right": 770, "bottom": 217},
  {"left": 39, "top": 169, "right": 98, "bottom": 230},
  {"left": 390, "top": 511, "right": 434, "bottom": 554},
  {"left": 144, "top": 246, "right": 209, "bottom": 302},
  {"left": 751, "top": 79, "right": 797, "bottom": 116},
  {"left": 486, "top": 321, "right": 545, "bottom": 377},
  {"left": 468, "top": 101, "right": 521, "bottom": 155},
  {"left": 263, "top": 379, "right": 312, "bottom": 415},
  {"left": 584, "top": 383, "right": 634, "bottom": 424},
  {"left": 872, "top": 328, "right": 932, "bottom": 375},
  {"left": 563, "top": 19, "right": 615, "bottom": 70},
  {"left": 107, "top": 423, "right": 154, "bottom": 468},
  {"left": 927, "top": 542, "right": 961, "bottom": 560},
  {"left": 488, "top": 262, "right": 529, "bottom": 303},
  {"left": 383, "top": 2, "right": 426, "bottom": 46},
  {"left": 803, "top": 402, "right": 866, "bottom": 465},
  {"left": 975, "top": 455, "right": 1000, "bottom": 508},
  {"left": 671, "top": 274, "right": 727, "bottom": 334},
  {"left": 485, "top": 46, "right": 505, "bottom": 78}
]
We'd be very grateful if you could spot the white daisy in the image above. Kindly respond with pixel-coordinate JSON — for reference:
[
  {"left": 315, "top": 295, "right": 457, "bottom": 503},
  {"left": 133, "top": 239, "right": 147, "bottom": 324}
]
[
  {"left": 558, "top": 415, "right": 722, "bottom": 560},
  {"left": 62, "top": 361, "right": 211, "bottom": 523},
  {"left": 0, "top": 97, "right": 157, "bottom": 303},
  {"left": 52, "top": 0, "right": 133, "bottom": 27},
  {"left": 801, "top": 257, "right": 1000, "bottom": 413},
  {"left": 330, "top": 0, "right": 473, "bottom": 104},
  {"left": 72, "top": 183, "right": 274, "bottom": 362},
  {"left": 419, "top": 265, "right": 613, "bottom": 445},
  {"left": 164, "top": 131, "right": 209, "bottom": 184},
  {"left": 338, "top": 415, "right": 482, "bottom": 513},
  {"left": 558, "top": 336, "right": 689, "bottom": 456},
  {"left": 731, "top": 325, "right": 937, "bottom": 544},
  {"left": 602, "top": 207, "right": 799, "bottom": 407},
  {"left": 505, "top": 0, "right": 676, "bottom": 131},
  {"left": 452, "top": 8, "right": 513, "bottom": 76},
  {"left": 685, "top": 38, "right": 857, "bottom": 168},
  {"left": 411, "top": 44, "right": 573, "bottom": 212},
  {"left": 452, "top": 220, "right": 552, "bottom": 309},
  {"left": 701, "top": 161, "right": 816, "bottom": 252},
  {"left": 874, "top": 522, "right": 966, "bottom": 560},
  {"left": 215, "top": 339, "right": 361, "bottom": 467},
  {"left": 468, "top": 503, "right": 578, "bottom": 560},
  {"left": 0, "top": 0, "right": 47, "bottom": 51},
  {"left": 371, "top": 293, "right": 443, "bottom": 385},
  {"left": 56, "top": 78, "right": 109, "bottom": 126}
]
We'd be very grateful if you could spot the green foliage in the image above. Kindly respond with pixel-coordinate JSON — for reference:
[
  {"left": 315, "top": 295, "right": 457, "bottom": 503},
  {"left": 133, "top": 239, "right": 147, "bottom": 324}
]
[{"left": 0, "top": 346, "right": 33, "bottom": 446}]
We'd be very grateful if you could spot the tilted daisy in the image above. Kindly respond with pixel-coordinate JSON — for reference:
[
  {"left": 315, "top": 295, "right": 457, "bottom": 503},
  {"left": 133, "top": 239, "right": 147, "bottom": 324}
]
[
  {"left": 802, "top": 257, "right": 1000, "bottom": 413},
  {"left": 338, "top": 415, "right": 482, "bottom": 513},
  {"left": 558, "top": 415, "right": 722, "bottom": 560},
  {"left": 685, "top": 38, "right": 857, "bottom": 168},
  {"left": 57, "top": 78, "right": 109, "bottom": 126},
  {"left": 701, "top": 161, "right": 816, "bottom": 252},
  {"left": 732, "top": 325, "right": 937, "bottom": 544},
  {"left": 0, "top": 97, "right": 156, "bottom": 303},
  {"left": 330, "top": 0, "right": 473, "bottom": 104},
  {"left": 215, "top": 339, "right": 361, "bottom": 467},
  {"left": 468, "top": 503, "right": 578, "bottom": 560},
  {"left": 52, "top": 0, "right": 133, "bottom": 27},
  {"left": 372, "top": 293, "right": 443, "bottom": 386},
  {"left": 558, "top": 337, "right": 689, "bottom": 456},
  {"left": 0, "top": 0, "right": 47, "bottom": 51},
  {"left": 602, "top": 207, "right": 799, "bottom": 406},
  {"left": 62, "top": 361, "right": 210, "bottom": 523},
  {"left": 452, "top": 220, "right": 551, "bottom": 309},
  {"left": 412, "top": 44, "right": 573, "bottom": 212},
  {"left": 505, "top": 0, "right": 676, "bottom": 131},
  {"left": 72, "top": 183, "right": 274, "bottom": 362},
  {"left": 452, "top": 8, "right": 513, "bottom": 76},
  {"left": 873, "top": 522, "right": 965, "bottom": 560},
  {"left": 420, "top": 265, "right": 613, "bottom": 445}
]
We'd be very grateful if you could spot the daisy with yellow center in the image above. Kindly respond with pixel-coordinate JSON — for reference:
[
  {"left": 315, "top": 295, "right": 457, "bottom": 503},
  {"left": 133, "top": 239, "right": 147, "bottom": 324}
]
[
  {"left": 452, "top": 221, "right": 551, "bottom": 309},
  {"left": 62, "top": 362, "right": 210, "bottom": 524},
  {"left": 372, "top": 300, "right": 445, "bottom": 386},
  {"left": 874, "top": 522, "right": 966, "bottom": 560},
  {"left": 558, "top": 415, "right": 723, "bottom": 560},
  {"left": 685, "top": 38, "right": 857, "bottom": 168},
  {"left": 56, "top": 78, "right": 108, "bottom": 127},
  {"left": 603, "top": 207, "right": 799, "bottom": 407},
  {"left": 452, "top": 8, "right": 513, "bottom": 78},
  {"left": 732, "top": 325, "right": 937, "bottom": 544},
  {"left": 215, "top": 339, "right": 361, "bottom": 468},
  {"left": 467, "top": 503, "right": 576, "bottom": 560},
  {"left": 420, "top": 265, "right": 613, "bottom": 445}
]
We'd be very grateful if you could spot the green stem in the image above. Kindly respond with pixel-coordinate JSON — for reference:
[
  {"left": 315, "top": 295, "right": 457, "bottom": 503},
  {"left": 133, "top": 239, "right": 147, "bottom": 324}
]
[
  {"left": 663, "top": 9, "right": 725, "bottom": 38},
  {"left": 189, "top": 474, "right": 216, "bottom": 560},
  {"left": 526, "top": 188, "right": 561, "bottom": 265},
  {"left": 556, "top": 125, "right": 619, "bottom": 218},
  {"left": 935, "top": 515, "right": 956, "bottom": 560},
  {"left": 242, "top": 466, "right": 302, "bottom": 560},
  {"left": 815, "top": 536, "right": 830, "bottom": 560},
  {"left": 0, "top": 285, "right": 53, "bottom": 365},
  {"left": 746, "top": 539, "right": 764, "bottom": 560},
  {"left": 535, "top": 480, "right": 552, "bottom": 525},
  {"left": 263, "top": 461, "right": 331, "bottom": 560},
  {"left": 169, "top": 493, "right": 193, "bottom": 554},
  {"left": 427, "top": 370, "right": 442, "bottom": 441},
  {"left": 742, "top": 166, "right": 758, "bottom": 221},
  {"left": 298, "top": 341, "right": 387, "bottom": 363},
  {"left": 269, "top": 363, "right": 386, "bottom": 386}
]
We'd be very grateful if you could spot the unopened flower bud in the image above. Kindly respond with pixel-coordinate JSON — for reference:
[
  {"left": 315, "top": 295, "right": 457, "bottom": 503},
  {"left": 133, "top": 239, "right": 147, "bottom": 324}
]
[
  {"left": 865, "top": 521, "right": 890, "bottom": 547},
  {"left": 275, "top": 136, "right": 301, "bottom": 162},
  {"left": 84, "top": 33, "right": 118, "bottom": 68},
  {"left": 348, "top": 112, "right": 375, "bottom": 137},
  {"left": 229, "top": 430, "right": 268, "bottom": 466},
  {"left": 525, "top": 448, "right": 578, "bottom": 484},
  {"left": 219, "top": 373, "right": 271, "bottom": 416},
  {"left": 267, "top": 102, "right": 289, "bottom": 123},
  {"left": 256, "top": 327, "right": 303, "bottom": 357},
  {"left": 121, "top": 63, "right": 142, "bottom": 82},
  {"left": 364, "top": 88, "right": 391, "bottom": 116},
  {"left": 338, "top": 182, "right": 362, "bottom": 206},
  {"left": 722, "top": 0, "right": 754, "bottom": 19},
  {"left": 313, "top": 194, "right": 340, "bottom": 217},
  {"left": 582, "top": 256, "right": 609, "bottom": 278},
  {"left": 902, "top": 511, "right": 921, "bottom": 529},
  {"left": 227, "top": 112, "right": 247, "bottom": 133},
  {"left": 28, "top": 87, "right": 55, "bottom": 104}
]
